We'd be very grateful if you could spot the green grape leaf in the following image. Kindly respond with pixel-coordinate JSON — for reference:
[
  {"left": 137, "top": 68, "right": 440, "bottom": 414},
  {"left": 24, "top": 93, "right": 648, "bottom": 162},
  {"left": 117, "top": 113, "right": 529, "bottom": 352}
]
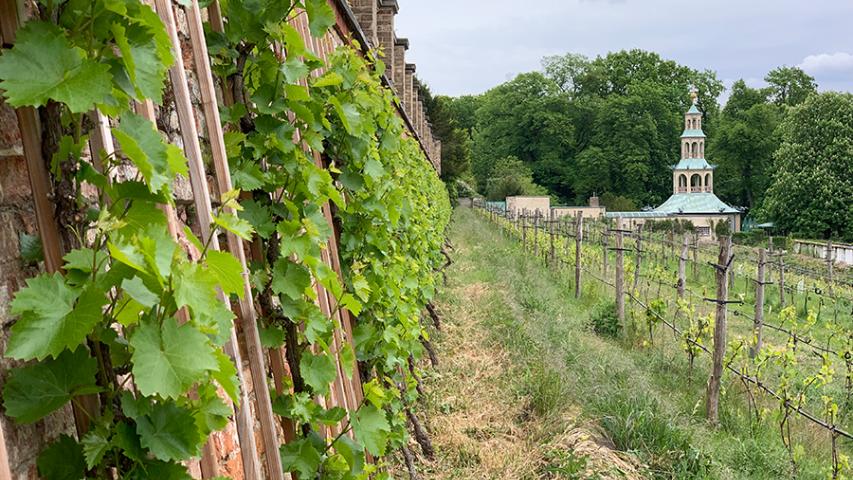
[
  {"left": 211, "top": 349, "right": 240, "bottom": 404},
  {"left": 271, "top": 259, "right": 312, "bottom": 301},
  {"left": 3, "top": 347, "right": 98, "bottom": 423},
  {"left": 351, "top": 405, "right": 391, "bottom": 456},
  {"left": 194, "top": 385, "right": 231, "bottom": 435},
  {"left": 213, "top": 212, "right": 254, "bottom": 241},
  {"left": 130, "top": 459, "right": 193, "bottom": 480},
  {"left": 339, "top": 342, "right": 356, "bottom": 380},
  {"left": 239, "top": 199, "right": 276, "bottom": 239},
  {"left": 259, "top": 325, "right": 286, "bottom": 348},
  {"left": 133, "top": 401, "right": 201, "bottom": 462},
  {"left": 280, "top": 438, "right": 322, "bottom": 479},
  {"left": 112, "top": 22, "right": 170, "bottom": 102},
  {"left": 121, "top": 276, "right": 159, "bottom": 307},
  {"left": 305, "top": 0, "right": 336, "bottom": 37},
  {"left": 333, "top": 435, "right": 365, "bottom": 474},
  {"left": 113, "top": 420, "right": 145, "bottom": 462},
  {"left": 18, "top": 232, "right": 43, "bottom": 265},
  {"left": 81, "top": 423, "right": 111, "bottom": 469},
  {"left": 0, "top": 22, "right": 111, "bottom": 112},
  {"left": 36, "top": 434, "right": 87, "bottom": 480},
  {"left": 7, "top": 277, "right": 106, "bottom": 361},
  {"left": 328, "top": 96, "right": 362, "bottom": 135},
  {"left": 108, "top": 239, "right": 147, "bottom": 273},
  {"left": 281, "top": 57, "right": 310, "bottom": 83},
  {"left": 299, "top": 352, "right": 337, "bottom": 395},
  {"left": 114, "top": 112, "right": 188, "bottom": 193},
  {"left": 205, "top": 250, "right": 245, "bottom": 299},
  {"left": 315, "top": 406, "right": 347, "bottom": 426},
  {"left": 130, "top": 317, "right": 218, "bottom": 398},
  {"left": 339, "top": 293, "right": 363, "bottom": 317},
  {"left": 173, "top": 262, "right": 219, "bottom": 314}
]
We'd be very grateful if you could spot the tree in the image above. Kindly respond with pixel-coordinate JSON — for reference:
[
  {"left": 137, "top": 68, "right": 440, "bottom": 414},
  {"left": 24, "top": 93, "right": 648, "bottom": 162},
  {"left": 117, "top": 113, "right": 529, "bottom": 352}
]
[
  {"left": 419, "top": 85, "right": 474, "bottom": 187},
  {"left": 708, "top": 80, "right": 781, "bottom": 209},
  {"left": 762, "top": 92, "right": 853, "bottom": 241},
  {"left": 764, "top": 66, "right": 817, "bottom": 107},
  {"left": 485, "top": 156, "right": 548, "bottom": 201},
  {"left": 471, "top": 72, "right": 574, "bottom": 197},
  {"left": 542, "top": 53, "right": 589, "bottom": 95}
]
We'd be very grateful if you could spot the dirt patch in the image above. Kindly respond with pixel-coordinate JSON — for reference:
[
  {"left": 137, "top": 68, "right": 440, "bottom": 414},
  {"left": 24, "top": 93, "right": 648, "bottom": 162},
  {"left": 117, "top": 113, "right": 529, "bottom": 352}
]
[{"left": 405, "top": 275, "right": 644, "bottom": 479}]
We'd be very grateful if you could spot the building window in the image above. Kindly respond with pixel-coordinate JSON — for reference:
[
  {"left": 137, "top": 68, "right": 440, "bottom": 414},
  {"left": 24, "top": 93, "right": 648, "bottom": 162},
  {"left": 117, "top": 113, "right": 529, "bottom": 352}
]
[{"left": 697, "top": 226, "right": 711, "bottom": 237}]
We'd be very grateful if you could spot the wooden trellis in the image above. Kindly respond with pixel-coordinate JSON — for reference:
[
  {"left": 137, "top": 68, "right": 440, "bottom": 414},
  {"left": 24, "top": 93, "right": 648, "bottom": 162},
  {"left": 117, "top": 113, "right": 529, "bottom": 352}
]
[{"left": 0, "top": 0, "right": 439, "bottom": 477}]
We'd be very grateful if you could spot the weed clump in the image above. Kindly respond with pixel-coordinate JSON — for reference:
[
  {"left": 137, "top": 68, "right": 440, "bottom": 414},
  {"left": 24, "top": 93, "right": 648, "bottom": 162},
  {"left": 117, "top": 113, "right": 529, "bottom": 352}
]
[{"left": 589, "top": 302, "right": 620, "bottom": 338}]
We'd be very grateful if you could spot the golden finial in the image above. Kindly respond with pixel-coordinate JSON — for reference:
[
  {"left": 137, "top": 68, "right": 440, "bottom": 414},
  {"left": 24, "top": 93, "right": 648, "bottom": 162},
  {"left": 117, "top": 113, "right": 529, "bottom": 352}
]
[{"left": 689, "top": 85, "right": 699, "bottom": 105}]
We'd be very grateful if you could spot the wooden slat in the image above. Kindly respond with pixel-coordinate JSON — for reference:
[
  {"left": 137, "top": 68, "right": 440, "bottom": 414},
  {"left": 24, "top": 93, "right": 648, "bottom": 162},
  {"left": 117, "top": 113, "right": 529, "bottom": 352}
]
[
  {"left": 183, "top": 2, "right": 277, "bottom": 479},
  {"left": 5, "top": 0, "right": 101, "bottom": 445},
  {"left": 154, "top": 1, "right": 287, "bottom": 478}
]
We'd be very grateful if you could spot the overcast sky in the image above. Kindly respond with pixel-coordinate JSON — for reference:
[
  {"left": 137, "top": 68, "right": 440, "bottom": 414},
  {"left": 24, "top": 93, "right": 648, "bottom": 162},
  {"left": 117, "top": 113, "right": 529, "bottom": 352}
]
[{"left": 395, "top": 0, "right": 853, "bottom": 102}]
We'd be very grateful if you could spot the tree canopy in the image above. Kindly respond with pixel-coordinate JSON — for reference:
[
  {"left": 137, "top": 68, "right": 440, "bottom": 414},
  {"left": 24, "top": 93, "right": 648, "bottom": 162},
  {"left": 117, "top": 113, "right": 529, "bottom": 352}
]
[{"left": 762, "top": 92, "right": 853, "bottom": 241}]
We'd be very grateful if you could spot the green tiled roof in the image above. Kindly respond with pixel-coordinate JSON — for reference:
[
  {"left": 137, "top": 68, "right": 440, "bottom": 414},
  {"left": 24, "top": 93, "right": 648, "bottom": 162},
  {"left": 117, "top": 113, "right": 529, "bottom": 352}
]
[
  {"left": 687, "top": 104, "right": 701, "bottom": 114},
  {"left": 605, "top": 211, "right": 664, "bottom": 218},
  {"left": 673, "top": 158, "right": 715, "bottom": 170},
  {"left": 654, "top": 193, "right": 738, "bottom": 214},
  {"left": 681, "top": 129, "right": 705, "bottom": 138}
]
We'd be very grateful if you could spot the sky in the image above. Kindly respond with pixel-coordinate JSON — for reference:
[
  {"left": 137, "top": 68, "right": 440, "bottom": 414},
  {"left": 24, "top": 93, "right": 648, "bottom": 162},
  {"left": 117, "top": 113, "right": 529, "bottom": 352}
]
[{"left": 394, "top": 0, "right": 853, "bottom": 102}]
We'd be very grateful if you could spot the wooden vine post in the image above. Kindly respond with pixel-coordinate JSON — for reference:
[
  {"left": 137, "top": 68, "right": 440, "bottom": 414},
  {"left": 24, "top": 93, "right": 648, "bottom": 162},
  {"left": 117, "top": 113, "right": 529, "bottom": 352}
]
[
  {"left": 677, "top": 234, "right": 689, "bottom": 299},
  {"left": 533, "top": 211, "right": 539, "bottom": 258},
  {"left": 602, "top": 225, "right": 609, "bottom": 276},
  {"left": 615, "top": 221, "right": 625, "bottom": 323},
  {"left": 549, "top": 209, "right": 556, "bottom": 265},
  {"left": 575, "top": 211, "right": 583, "bottom": 299},
  {"left": 751, "top": 248, "right": 767, "bottom": 358},
  {"left": 521, "top": 209, "right": 527, "bottom": 250},
  {"left": 632, "top": 224, "right": 644, "bottom": 293},
  {"left": 692, "top": 233, "right": 699, "bottom": 280},
  {"left": 779, "top": 254, "right": 786, "bottom": 307},
  {"left": 706, "top": 235, "right": 732, "bottom": 425}
]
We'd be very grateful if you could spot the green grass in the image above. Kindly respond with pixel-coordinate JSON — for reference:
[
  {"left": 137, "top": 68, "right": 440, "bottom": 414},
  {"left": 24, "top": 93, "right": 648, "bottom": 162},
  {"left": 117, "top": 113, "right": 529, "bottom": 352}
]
[{"left": 439, "top": 208, "right": 833, "bottom": 479}]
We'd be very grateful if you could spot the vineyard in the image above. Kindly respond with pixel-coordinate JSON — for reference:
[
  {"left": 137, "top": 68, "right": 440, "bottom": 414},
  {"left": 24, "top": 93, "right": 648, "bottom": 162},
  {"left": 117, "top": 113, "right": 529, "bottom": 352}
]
[
  {"left": 478, "top": 204, "right": 853, "bottom": 478},
  {"left": 0, "top": 0, "right": 450, "bottom": 479}
]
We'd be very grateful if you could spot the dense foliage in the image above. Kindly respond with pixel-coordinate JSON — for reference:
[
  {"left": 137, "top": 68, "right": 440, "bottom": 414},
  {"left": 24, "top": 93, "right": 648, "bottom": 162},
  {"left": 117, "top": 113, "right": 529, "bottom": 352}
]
[
  {"left": 0, "top": 0, "right": 450, "bottom": 478},
  {"left": 0, "top": 1, "right": 242, "bottom": 476},
  {"left": 762, "top": 92, "right": 853, "bottom": 241}
]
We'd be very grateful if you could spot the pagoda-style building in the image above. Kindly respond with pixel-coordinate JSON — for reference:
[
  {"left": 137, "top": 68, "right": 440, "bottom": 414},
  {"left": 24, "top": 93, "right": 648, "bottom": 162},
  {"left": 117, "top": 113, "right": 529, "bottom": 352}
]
[{"left": 606, "top": 88, "right": 741, "bottom": 240}]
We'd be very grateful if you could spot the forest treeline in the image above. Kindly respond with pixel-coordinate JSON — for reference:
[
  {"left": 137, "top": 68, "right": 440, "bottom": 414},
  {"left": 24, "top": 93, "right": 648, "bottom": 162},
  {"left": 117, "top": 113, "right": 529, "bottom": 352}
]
[{"left": 421, "top": 49, "right": 853, "bottom": 241}]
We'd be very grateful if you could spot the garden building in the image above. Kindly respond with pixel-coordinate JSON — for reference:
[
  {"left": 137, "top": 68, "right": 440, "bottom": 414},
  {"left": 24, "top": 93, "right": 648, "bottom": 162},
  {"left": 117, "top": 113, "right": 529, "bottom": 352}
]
[{"left": 606, "top": 89, "right": 741, "bottom": 241}]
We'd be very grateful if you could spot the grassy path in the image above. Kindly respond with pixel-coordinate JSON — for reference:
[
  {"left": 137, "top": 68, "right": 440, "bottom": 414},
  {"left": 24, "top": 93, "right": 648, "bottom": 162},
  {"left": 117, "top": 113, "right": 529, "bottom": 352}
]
[{"left": 412, "top": 208, "right": 829, "bottom": 479}]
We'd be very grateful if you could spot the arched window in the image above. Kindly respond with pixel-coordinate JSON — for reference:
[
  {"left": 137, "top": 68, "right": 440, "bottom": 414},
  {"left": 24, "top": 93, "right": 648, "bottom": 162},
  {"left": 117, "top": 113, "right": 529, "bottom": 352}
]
[
  {"left": 679, "top": 174, "right": 688, "bottom": 190},
  {"left": 691, "top": 173, "right": 702, "bottom": 191},
  {"left": 691, "top": 142, "right": 698, "bottom": 158},
  {"left": 700, "top": 141, "right": 704, "bottom": 157},
  {"left": 705, "top": 173, "right": 711, "bottom": 191}
]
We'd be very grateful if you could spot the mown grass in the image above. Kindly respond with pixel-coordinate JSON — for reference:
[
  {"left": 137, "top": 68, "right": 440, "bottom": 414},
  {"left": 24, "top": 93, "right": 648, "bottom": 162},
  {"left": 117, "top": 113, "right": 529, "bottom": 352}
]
[{"left": 423, "top": 208, "right": 832, "bottom": 479}]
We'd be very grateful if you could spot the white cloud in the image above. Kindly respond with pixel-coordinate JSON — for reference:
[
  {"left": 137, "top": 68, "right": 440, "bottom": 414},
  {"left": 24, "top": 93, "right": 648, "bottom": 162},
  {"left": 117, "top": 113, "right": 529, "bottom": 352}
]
[{"left": 798, "top": 52, "right": 853, "bottom": 75}]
